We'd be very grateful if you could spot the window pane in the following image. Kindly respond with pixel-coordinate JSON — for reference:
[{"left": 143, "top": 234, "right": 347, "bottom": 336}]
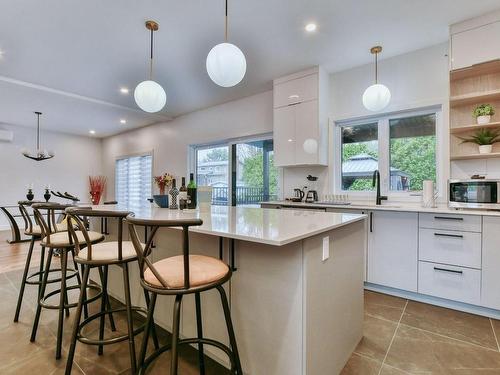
[
  {"left": 389, "top": 114, "right": 436, "bottom": 191},
  {"left": 341, "top": 123, "right": 378, "bottom": 191},
  {"left": 115, "top": 155, "right": 152, "bottom": 210},
  {"left": 196, "top": 146, "right": 229, "bottom": 205},
  {"left": 236, "top": 140, "right": 278, "bottom": 205}
]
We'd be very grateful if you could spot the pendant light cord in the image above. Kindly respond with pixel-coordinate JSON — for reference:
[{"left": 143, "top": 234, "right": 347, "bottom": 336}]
[
  {"left": 36, "top": 112, "right": 41, "bottom": 151},
  {"left": 149, "top": 28, "right": 154, "bottom": 80},
  {"left": 225, "top": 0, "right": 228, "bottom": 42},
  {"left": 375, "top": 51, "right": 378, "bottom": 84}
]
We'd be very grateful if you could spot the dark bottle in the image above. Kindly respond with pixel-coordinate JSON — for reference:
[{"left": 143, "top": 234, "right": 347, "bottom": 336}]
[
  {"left": 169, "top": 179, "right": 179, "bottom": 209},
  {"left": 187, "top": 173, "right": 197, "bottom": 209},
  {"left": 179, "top": 177, "right": 188, "bottom": 210}
]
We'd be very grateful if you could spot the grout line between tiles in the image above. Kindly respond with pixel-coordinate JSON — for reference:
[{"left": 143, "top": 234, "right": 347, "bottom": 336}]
[
  {"left": 377, "top": 299, "right": 408, "bottom": 375},
  {"left": 490, "top": 318, "right": 500, "bottom": 352}
]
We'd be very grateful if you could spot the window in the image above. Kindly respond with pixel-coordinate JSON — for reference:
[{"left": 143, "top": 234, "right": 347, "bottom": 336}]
[
  {"left": 193, "top": 137, "right": 279, "bottom": 206},
  {"left": 115, "top": 154, "right": 152, "bottom": 209},
  {"left": 338, "top": 109, "right": 438, "bottom": 194}
]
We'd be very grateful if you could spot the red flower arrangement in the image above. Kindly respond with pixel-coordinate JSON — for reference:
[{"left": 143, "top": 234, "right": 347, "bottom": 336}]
[
  {"left": 154, "top": 173, "right": 173, "bottom": 195},
  {"left": 89, "top": 175, "right": 106, "bottom": 205}
]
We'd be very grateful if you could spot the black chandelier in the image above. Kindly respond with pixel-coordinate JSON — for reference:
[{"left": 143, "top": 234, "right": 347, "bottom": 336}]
[{"left": 22, "top": 111, "right": 54, "bottom": 161}]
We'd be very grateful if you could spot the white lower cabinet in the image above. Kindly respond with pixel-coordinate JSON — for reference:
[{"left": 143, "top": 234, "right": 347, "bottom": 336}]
[
  {"left": 418, "top": 261, "right": 481, "bottom": 305},
  {"left": 367, "top": 211, "right": 418, "bottom": 292},
  {"left": 481, "top": 216, "right": 500, "bottom": 310}
]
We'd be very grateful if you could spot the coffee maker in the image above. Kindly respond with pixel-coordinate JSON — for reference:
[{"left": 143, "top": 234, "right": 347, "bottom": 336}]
[{"left": 305, "top": 175, "right": 319, "bottom": 203}]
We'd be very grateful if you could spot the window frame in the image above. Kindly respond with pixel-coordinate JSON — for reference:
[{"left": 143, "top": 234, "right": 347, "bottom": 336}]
[
  {"left": 189, "top": 133, "right": 282, "bottom": 205},
  {"left": 114, "top": 151, "right": 153, "bottom": 207},
  {"left": 333, "top": 106, "right": 443, "bottom": 200}
]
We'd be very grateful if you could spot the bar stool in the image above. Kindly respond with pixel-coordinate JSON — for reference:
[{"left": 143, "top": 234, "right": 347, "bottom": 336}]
[
  {"left": 64, "top": 207, "right": 159, "bottom": 375},
  {"left": 127, "top": 215, "right": 243, "bottom": 375},
  {"left": 13, "top": 200, "right": 44, "bottom": 322},
  {"left": 30, "top": 203, "right": 105, "bottom": 360}
]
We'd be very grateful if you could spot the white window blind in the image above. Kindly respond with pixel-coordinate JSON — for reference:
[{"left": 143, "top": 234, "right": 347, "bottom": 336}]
[{"left": 115, "top": 155, "right": 152, "bottom": 209}]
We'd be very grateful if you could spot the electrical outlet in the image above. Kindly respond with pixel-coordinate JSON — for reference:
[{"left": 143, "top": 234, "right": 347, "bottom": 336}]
[{"left": 322, "top": 236, "right": 330, "bottom": 261}]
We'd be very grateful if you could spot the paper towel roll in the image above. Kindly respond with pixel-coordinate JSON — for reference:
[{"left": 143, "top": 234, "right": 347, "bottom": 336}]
[{"left": 422, "top": 180, "right": 435, "bottom": 208}]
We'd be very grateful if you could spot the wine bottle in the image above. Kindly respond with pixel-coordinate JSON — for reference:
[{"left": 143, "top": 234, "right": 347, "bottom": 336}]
[
  {"left": 179, "top": 177, "right": 188, "bottom": 210},
  {"left": 187, "top": 173, "right": 197, "bottom": 209},
  {"left": 169, "top": 179, "right": 179, "bottom": 209}
]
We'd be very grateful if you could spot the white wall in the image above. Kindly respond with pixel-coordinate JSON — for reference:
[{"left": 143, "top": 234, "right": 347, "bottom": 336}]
[
  {"left": 101, "top": 91, "right": 273, "bottom": 200},
  {"left": 0, "top": 124, "right": 102, "bottom": 229}
]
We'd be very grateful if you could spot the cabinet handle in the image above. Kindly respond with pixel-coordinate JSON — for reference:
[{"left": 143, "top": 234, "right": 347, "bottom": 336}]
[
  {"left": 434, "top": 216, "right": 463, "bottom": 221},
  {"left": 433, "top": 267, "right": 463, "bottom": 275},
  {"left": 369, "top": 212, "right": 373, "bottom": 233},
  {"left": 287, "top": 102, "right": 301, "bottom": 107},
  {"left": 434, "top": 233, "right": 464, "bottom": 239}
]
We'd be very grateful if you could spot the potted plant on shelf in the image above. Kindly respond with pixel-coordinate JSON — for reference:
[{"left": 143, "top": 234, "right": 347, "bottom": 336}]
[
  {"left": 153, "top": 172, "right": 173, "bottom": 208},
  {"left": 473, "top": 104, "right": 495, "bottom": 125},
  {"left": 459, "top": 128, "right": 500, "bottom": 154}
]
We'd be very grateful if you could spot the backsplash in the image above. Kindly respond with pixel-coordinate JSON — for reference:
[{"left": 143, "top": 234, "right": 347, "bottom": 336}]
[
  {"left": 451, "top": 159, "right": 500, "bottom": 180},
  {"left": 281, "top": 165, "right": 329, "bottom": 200}
]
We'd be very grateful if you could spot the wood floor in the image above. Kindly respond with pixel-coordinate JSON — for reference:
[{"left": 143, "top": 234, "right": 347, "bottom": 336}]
[{"left": 2, "top": 231, "right": 500, "bottom": 374}]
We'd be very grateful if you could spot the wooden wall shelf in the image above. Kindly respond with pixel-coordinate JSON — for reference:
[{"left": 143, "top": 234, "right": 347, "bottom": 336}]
[
  {"left": 451, "top": 152, "right": 500, "bottom": 161},
  {"left": 450, "top": 60, "right": 500, "bottom": 81},
  {"left": 450, "top": 89, "right": 500, "bottom": 107},
  {"left": 450, "top": 121, "right": 500, "bottom": 134}
]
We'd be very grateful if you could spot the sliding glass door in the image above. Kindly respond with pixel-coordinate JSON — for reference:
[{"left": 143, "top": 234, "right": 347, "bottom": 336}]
[{"left": 194, "top": 137, "right": 279, "bottom": 206}]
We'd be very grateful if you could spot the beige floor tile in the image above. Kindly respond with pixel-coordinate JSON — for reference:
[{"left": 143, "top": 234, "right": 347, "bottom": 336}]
[
  {"left": 355, "top": 314, "right": 398, "bottom": 361},
  {"left": 1, "top": 348, "right": 85, "bottom": 375},
  {"left": 364, "top": 291, "right": 407, "bottom": 322},
  {"left": 385, "top": 324, "right": 500, "bottom": 374},
  {"left": 489, "top": 319, "right": 500, "bottom": 351},
  {"left": 341, "top": 353, "right": 382, "bottom": 375},
  {"left": 379, "top": 364, "right": 411, "bottom": 374},
  {"left": 401, "top": 301, "right": 498, "bottom": 350}
]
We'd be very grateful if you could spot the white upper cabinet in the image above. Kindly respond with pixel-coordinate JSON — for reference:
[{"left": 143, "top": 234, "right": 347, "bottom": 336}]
[
  {"left": 450, "top": 13, "right": 500, "bottom": 70},
  {"left": 273, "top": 67, "right": 328, "bottom": 167}
]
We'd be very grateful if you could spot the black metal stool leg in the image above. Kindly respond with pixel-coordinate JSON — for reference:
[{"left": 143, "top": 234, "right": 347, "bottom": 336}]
[
  {"left": 103, "top": 265, "right": 117, "bottom": 331},
  {"left": 143, "top": 289, "right": 159, "bottom": 350},
  {"left": 31, "top": 247, "right": 54, "bottom": 342},
  {"left": 14, "top": 236, "right": 35, "bottom": 322},
  {"left": 217, "top": 285, "right": 243, "bottom": 375},
  {"left": 123, "top": 263, "right": 137, "bottom": 373},
  {"left": 97, "top": 266, "right": 107, "bottom": 355},
  {"left": 65, "top": 265, "right": 90, "bottom": 375},
  {"left": 195, "top": 292, "right": 206, "bottom": 375},
  {"left": 170, "top": 294, "right": 183, "bottom": 375},
  {"left": 139, "top": 292, "right": 157, "bottom": 368},
  {"left": 80, "top": 264, "right": 89, "bottom": 319},
  {"left": 56, "top": 249, "right": 68, "bottom": 359},
  {"left": 38, "top": 245, "right": 45, "bottom": 298}
]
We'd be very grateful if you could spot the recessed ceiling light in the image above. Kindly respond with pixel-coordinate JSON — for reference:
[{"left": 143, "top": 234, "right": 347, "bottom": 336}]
[
  {"left": 120, "top": 119, "right": 127, "bottom": 124},
  {"left": 89, "top": 130, "right": 96, "bottom": 135},
  {"left": 120, "top": 87, "right": 129, "bottom": 94},
  {"left": 305, "top": 23, "right": 317, "bottom": 32}
]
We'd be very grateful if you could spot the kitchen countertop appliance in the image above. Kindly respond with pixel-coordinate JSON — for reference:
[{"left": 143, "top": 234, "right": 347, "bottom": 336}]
[{"left": 449, "top": 179, "right": 500, "bottom": 210}]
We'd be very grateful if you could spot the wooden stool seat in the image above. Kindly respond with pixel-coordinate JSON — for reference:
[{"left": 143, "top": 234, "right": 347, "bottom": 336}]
[
  {"left": 145, "top": 255, "right": 229, "bottom": 289},
  {"left": 76, "top": 241, "right": 139, "bottom": 263},
  {"left": 41, "top": 230, "right": 104, "bottom": 247},
  {"left": 25, "top": 222, "right": 67, "bottom": 236}
]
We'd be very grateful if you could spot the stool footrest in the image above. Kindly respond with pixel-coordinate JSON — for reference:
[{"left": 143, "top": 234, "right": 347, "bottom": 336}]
[
  {"left": 76, "top": 306, "right": 148, "bottom": 346},
  {"left": 39, "top": 284, "right": 102, "bottom": 310},
  {"left": 26, "top": 268, "right": 78, "bottom": 286},
  {"left": 139, "top": 337, "right": 236, "bottom": 375}
]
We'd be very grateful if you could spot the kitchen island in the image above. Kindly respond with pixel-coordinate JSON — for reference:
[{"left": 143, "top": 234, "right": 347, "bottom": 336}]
[{"left": 93, "top": 205, "right": 367, "bottom": 375}]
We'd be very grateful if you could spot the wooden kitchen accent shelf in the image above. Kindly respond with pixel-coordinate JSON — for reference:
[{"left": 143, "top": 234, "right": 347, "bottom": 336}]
[{"left": 450, "top": 60, "right": 500, "bottom": 160}]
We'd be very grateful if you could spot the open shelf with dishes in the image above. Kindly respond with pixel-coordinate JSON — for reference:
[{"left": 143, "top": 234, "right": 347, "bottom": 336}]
[{"left": 450, "top": 60, "right": 500, "bottom": 160}]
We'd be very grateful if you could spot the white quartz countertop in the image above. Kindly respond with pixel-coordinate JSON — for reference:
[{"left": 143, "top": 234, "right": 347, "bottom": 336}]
[
  {"left": 86, "top": 205, "right": 366, "bottom": 246},
  {"left": 262, "top": 201, "right": 500, "bottom": 217}
]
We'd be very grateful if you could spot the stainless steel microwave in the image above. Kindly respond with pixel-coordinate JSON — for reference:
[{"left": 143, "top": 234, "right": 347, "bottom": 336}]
[{"left": 449, "top": 179, "right": 500, "bottom": 209}]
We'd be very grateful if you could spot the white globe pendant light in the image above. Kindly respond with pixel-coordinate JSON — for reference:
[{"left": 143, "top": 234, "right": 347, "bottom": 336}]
[
  {"left": 135, "top": 21, "right": 166, "bottom": 113},
  {"left": 362, "top": 46, "right": 391, "bottom": 112},
  {"left": 206, "top": 0, "right": 246, "bottom": 87}
]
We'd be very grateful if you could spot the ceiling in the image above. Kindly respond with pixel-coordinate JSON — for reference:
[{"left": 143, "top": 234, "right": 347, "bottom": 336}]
[{"left": 0, "top": 0, "right": 499, "bottom": 137}]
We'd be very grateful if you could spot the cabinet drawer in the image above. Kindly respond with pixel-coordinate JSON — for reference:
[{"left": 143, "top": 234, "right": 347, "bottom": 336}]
[
  {"left": 419, "top": 228, "right": 481, "bottom": 269},
  {"left": 418, "top": 213, "right": 481, "bottom": 232},
  {"left": 273, "top": 73, "right": 318, "bottom": 108},
  {"left": 418, "top": 261, "right": 480, "bottom": 305}
]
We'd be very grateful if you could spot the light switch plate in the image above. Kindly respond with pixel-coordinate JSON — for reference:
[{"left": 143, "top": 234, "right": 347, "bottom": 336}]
[{"left": 322, "top": 236, "right": 330, "bottom": 261}]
